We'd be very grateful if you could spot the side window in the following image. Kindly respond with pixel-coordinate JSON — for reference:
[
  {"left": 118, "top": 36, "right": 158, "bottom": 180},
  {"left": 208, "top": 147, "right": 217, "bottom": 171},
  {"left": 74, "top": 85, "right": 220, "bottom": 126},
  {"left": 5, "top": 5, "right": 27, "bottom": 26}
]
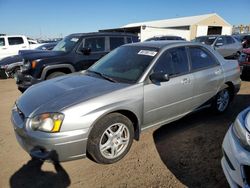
[
  {"left": 84, "top": 37, "right": 105, "bottom": 52},
  {"left": 189, "top": 47, "right": 218, "bottom": 70},
  {"left": 216, "top": 37, "right": 225, "bottom": 45},
  {"left": 153, "top": 52, "right": 175, "bottom": 76},
  {"left": 110, "top": 37, "right": 125, "bottom": 50},
  {"left": 168, "top": 47, "right": 189, "bottom": 75},
  {"left": 225, "top": 36, "right": 235, "bottom": 44},
  {"left": 153, "top": 47, "right": 189, "bottom": 76},
  {"left": 8, "top": 37, "right": 24, "bottom": 45},
  {"left": 126, "top": 37, "right": 132, "bottom": 44},
  {"left": 0, "top": 38, "right": 5, "bottom": 46}
]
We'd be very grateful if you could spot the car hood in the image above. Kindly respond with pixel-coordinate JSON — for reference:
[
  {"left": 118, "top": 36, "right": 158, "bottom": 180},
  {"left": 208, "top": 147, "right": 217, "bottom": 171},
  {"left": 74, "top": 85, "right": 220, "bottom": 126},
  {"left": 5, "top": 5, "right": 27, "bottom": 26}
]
[
  {"left": 0, "top": 50, "right": 52, "bottom": 66},
  {"left": 16, "top": 73, "right": 130, "bottom": 117},
  {"left": 20, "top": 50, "right": 65, "bottom": 60},
  {"left": 0, "top": 55, "right": 22, "bottom": 66}
]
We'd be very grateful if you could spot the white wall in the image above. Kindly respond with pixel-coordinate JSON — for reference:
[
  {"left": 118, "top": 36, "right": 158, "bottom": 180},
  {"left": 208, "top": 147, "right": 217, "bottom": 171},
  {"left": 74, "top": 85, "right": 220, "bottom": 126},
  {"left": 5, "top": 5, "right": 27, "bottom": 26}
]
[
  {"left": 140, "top": 27, "right": 190, "bottom": 41},
  {"left": 222, "top": 26, "right": 232, "bottom": 35},
  {"left": 196, "top": 26, "right": 208, "bottom": 37}
]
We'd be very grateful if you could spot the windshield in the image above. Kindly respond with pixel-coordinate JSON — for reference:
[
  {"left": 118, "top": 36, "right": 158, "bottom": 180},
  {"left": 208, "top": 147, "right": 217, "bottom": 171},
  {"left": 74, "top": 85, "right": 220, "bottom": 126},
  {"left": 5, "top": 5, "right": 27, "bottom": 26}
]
[
  {"left": 52, "top": 35, "right": 80, "bottom": 52},
  {"left": 194, "top": 36, "right": 217, "bottom": 45},
  {"left": 88, "top": 46, "right": 158, "bottom": 83}
]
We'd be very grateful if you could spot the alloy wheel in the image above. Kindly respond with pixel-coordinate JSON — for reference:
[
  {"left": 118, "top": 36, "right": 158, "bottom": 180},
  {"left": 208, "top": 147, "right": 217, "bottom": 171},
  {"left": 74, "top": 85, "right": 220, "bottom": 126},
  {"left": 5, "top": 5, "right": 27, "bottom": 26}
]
[{"left": 99, "top": 123, "right": 130, "bottom": 159}]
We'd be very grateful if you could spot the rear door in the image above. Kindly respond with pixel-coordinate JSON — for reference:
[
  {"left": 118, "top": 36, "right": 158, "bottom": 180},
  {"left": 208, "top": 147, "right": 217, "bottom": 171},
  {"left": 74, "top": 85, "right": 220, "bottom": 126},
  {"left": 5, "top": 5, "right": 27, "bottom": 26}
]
[
  {"left": 225, "top": 36, "right": 238, "bottom": 57},
  {"left": 188, "top": 46, "right": 224, "bottom": 108},
  {"left": 143, "top": 46, "right": 194, "bottom": 128},
  {"left": 214, "top": 36, "right": 228, "bottom": 57}
]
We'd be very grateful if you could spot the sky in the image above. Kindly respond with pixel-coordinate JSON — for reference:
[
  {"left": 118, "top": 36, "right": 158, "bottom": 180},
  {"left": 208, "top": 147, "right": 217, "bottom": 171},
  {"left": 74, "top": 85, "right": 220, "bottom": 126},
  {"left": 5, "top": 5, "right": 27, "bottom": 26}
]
[{"left": 0, "top": 0, "right": 249, "bottom": 39}]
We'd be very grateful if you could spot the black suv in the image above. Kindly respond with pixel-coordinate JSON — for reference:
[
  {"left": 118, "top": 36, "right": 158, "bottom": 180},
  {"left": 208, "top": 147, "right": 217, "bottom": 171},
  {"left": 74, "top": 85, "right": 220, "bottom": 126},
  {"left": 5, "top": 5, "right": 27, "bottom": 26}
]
[{"left": 16, "top": 32, "right": 139, "bottom": 92}]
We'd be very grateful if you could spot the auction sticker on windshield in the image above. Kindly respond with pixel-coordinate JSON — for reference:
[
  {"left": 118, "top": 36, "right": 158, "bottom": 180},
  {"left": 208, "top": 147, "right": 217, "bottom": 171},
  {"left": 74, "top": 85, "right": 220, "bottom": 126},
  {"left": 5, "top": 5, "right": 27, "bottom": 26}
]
[{"left": 138, "top": 50, "right": 157, "bottom": 57}]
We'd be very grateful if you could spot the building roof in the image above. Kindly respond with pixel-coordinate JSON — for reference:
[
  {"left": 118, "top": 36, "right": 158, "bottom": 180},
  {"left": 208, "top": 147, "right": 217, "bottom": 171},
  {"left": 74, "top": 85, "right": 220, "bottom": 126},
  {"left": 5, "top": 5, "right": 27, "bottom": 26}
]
[{"left": 123, "top": 13, "right": 231, "bottom": 28}]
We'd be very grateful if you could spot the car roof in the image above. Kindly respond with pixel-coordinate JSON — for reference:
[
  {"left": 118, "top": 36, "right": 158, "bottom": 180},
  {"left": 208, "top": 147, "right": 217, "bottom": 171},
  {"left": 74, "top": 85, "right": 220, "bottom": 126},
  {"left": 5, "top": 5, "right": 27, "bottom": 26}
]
[
  {"left": 125, "top": 41, "right": 193, "bottom": 49},
  {"left": 68, "top": 32, "right": 138, "bottom": 37},
  {"left": 196, "top": 35, "right": 232, "bottom": 38}
]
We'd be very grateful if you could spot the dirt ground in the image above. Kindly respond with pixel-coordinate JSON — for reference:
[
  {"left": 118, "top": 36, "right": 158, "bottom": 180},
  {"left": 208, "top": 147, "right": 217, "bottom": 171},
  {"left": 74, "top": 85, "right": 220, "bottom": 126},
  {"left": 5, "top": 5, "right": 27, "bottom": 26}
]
[{"left": 0, "top": 79, "right": 250, "bottom": 188}]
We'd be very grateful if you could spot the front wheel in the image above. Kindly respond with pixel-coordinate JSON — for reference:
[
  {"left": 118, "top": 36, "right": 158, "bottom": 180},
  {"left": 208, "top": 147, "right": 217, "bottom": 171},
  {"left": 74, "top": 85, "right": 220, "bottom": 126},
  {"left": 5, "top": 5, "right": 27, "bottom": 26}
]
[
  {"left": 212, "top": 88, "right": 230, "bottom": 113},
  {"left": 87, "top": 113, "right": 134, "bottom": 164}
]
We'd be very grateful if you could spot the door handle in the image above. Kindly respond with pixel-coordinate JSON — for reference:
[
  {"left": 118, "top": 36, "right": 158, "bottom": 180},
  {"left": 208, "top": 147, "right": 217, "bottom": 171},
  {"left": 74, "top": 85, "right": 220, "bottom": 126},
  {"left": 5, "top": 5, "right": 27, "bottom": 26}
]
[
  {"left": 2, "top": 47, "right": 7, "bottom": 50},
  {"left": 21, "top": 46, "right": 26, "bottom": 48},
  {"left": 181, "top": 78, "right": 190, "bottom": 84}
]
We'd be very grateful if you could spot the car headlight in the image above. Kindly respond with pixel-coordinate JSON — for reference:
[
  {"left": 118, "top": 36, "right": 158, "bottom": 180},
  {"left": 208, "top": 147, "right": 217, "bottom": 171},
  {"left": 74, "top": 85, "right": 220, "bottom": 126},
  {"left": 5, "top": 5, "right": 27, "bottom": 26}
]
[
  {"left": 232, "top": 110, "right": 250, "bottom": 149},
  {"left": 22, "top": 60, "right": 31, "bottom": 70},
  {"left": 29, "top": 113, "right": 64, "bottom": 133}
]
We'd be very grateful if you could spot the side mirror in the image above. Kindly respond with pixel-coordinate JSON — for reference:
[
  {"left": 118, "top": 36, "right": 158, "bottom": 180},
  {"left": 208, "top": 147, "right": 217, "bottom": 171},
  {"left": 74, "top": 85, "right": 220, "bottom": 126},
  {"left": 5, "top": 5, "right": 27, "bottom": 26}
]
[
  {"left": 150, "top": 72, "right": 170, "bottom": 82},
  {"left": 81, "top": 47, "right": 91, "bottom": 55},
  {"left": 215, "top": 42, "right": 223, "bottom": 47}
]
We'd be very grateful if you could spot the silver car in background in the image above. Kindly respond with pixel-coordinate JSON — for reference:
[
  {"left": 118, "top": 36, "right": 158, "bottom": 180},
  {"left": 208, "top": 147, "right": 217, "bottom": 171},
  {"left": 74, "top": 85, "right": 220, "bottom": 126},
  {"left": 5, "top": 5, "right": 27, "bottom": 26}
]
[
  {"left": 222, "top": 107, "right": 250, "bottom": 188},
  {"left": 11, "top": 41, "right": 241, "bottom": 164},
  {"left": 194, "top": 35, "right": 242, "bottom": 59}
]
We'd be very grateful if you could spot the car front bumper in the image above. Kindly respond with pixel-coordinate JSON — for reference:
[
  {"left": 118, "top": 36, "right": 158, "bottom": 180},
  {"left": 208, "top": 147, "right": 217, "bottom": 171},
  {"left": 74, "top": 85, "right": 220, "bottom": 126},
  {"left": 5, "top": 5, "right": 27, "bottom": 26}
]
[
  {"left": 11, "top": 108, "right": 89, "bottom": 162},
  {"left": 222, "top": 126, "right": 250, "bottom": 188},
  {"left": 15, "top": 71, "right": 41, "bottom": 92}
]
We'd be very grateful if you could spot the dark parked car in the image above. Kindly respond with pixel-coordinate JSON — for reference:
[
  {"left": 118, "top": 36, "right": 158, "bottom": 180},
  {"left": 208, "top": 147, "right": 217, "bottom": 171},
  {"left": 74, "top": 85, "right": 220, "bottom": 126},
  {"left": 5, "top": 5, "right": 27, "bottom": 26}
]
[
  {"left": 16, "top": 32, "right": 139, "bottom": 92},
  {"left": 0, "top": 42, "right": 57, "bottom": 79},
  {"left": 239, "top": 48, "right": 250, "bottom": 76},
  {"left": 145, "top": 35, "right": 185, "bottom": 41},
  {"left": 233, "top": 34, "right": 250, "bottom": 48},
  {"left": 193, "top": 35, "right": 242, "bottom": 59}
]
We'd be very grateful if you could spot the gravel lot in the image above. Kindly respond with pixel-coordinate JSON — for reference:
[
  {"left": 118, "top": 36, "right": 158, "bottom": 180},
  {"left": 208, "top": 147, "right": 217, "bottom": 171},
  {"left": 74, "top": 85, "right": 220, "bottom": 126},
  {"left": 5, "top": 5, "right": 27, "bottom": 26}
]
[{"left": 0, "top": 78, "right": 250, "bottom": 188}]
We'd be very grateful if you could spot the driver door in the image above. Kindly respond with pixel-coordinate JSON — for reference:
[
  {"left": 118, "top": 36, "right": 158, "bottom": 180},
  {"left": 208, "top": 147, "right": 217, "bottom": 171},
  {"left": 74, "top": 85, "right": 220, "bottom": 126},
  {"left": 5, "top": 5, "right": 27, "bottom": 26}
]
[{"left": 143, "top": 47, "right": 194, "bottom": 128}]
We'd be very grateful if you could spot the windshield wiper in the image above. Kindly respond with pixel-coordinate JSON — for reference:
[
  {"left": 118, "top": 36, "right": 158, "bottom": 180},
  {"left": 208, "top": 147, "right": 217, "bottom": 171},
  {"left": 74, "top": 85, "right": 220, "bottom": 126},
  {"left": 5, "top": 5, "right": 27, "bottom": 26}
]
[{"left": 87, "top": 70, "right": 117, "bottom": 83}]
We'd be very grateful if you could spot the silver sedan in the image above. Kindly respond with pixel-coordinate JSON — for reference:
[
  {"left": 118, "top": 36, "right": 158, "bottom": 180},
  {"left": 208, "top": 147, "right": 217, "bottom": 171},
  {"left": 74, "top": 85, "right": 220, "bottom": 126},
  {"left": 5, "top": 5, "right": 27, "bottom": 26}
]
[{"left": 12, "top": 41, "right": 241, "bottom": 164}]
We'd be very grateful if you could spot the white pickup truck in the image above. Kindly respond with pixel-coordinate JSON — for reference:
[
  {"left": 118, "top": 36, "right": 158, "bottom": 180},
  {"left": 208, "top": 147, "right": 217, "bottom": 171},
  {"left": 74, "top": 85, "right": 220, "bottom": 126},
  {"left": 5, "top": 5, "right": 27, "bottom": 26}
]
[{"left": 0, "top": 35, "right": 42, "bottom": 60}]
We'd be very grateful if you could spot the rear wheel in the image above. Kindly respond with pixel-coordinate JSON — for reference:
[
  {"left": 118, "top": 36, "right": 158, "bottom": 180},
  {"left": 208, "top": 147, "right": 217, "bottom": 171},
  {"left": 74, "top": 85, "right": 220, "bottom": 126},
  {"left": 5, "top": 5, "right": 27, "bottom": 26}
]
[
  {"left": 46, "top": 72, "right": 66, "bottom": 80},
  {"left": 212, "top": 88, "right": 230, "bottom": 113},
  {"left": 87, "top": 113, "right": 134, "bottom": 164}
]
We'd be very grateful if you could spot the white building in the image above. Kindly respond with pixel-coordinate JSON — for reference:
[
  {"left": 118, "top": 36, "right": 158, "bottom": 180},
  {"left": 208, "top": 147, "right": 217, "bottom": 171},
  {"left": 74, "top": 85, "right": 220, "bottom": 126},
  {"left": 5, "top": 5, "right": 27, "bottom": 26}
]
[{"left": 101, "top": 13, "right": 232, "bottom": 41}]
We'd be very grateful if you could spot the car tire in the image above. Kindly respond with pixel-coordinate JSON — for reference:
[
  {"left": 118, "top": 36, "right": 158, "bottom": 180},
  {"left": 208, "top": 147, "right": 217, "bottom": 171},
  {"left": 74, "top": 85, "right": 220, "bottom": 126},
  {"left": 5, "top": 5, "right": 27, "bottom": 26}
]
[
  {"left": 87, "top": 113, "right": 134, "bottom": 164},
  {"left": 212, "top": 87, "right": 230, "bottom": 113},
  {"left": 46, "top": 72, "right": 66, "bottom": 80}
]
